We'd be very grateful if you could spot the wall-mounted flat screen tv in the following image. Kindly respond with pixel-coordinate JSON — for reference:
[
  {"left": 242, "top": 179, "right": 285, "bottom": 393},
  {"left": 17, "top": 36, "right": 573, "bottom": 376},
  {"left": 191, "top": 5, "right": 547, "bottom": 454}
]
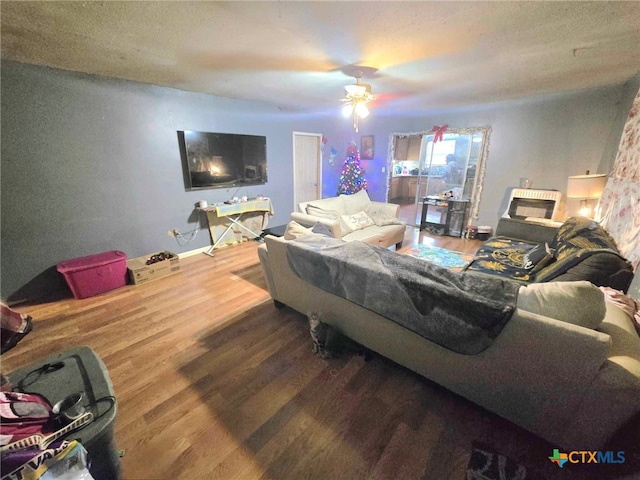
[{"left": 178, "top": 130, "right": 267, "bottom": 190}]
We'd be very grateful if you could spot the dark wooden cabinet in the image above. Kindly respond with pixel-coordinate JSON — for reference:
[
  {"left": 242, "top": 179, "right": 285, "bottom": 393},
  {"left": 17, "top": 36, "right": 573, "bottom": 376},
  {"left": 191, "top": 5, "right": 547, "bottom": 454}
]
[
  {"left": 393, "top": 135, "right": 422, "bottom": 160},
  {"left": 389, "top": 177, "right": 401, "bottom": 200},
  {"left": 420, "top": 196, "right": 470, "bottom": 237}
]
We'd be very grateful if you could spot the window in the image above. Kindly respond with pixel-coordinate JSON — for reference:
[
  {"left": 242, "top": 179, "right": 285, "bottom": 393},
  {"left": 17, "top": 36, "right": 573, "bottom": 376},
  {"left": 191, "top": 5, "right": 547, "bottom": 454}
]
[{"left": 424, "top": 139, "right": 456, "bottom": 166}]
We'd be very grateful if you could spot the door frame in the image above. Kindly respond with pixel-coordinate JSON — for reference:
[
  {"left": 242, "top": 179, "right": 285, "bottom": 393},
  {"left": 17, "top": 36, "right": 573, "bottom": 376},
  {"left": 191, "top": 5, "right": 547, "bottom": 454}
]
[
  {"left": 292, "top": 131, "right": 323, "bottom": 207},
  {"left": 387, "top": 127, "right": 492, "bottom": 226}
]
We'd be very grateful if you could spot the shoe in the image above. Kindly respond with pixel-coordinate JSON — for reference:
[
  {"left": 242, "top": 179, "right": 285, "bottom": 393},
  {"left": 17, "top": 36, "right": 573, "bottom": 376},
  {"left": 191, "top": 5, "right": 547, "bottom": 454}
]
[{"left": 1, "top": 315, "right": 33, "bottom": 354}]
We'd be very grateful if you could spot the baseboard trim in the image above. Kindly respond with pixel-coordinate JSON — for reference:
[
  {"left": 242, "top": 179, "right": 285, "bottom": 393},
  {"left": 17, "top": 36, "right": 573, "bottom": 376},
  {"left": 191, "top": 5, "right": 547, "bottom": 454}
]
[
  {"left": 178, "top": 246, "right": 211, "bottom": 258},
  {"left": 179, "top": 239, "right": 259, "bottom": 259}
]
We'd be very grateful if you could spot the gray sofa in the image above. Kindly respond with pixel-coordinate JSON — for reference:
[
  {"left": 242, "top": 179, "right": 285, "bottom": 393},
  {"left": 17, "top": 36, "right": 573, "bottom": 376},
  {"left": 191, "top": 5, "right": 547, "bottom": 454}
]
[
  {"left": 290, "top": 189, "right": 406, "bottom": 249},
  {"left": 258, "top": 233, "right": 640, "bottom": 450}
]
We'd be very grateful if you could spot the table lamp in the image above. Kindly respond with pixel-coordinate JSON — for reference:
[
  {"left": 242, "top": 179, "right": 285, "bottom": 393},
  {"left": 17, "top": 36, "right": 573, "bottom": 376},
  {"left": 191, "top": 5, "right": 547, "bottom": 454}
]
[{"left": 566, "top": 172, "right": 607, "bottom": 218}]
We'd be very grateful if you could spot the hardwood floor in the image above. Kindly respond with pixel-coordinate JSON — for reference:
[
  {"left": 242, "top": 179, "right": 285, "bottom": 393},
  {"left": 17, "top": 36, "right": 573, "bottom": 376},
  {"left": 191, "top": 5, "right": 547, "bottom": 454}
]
[{"left": 2, "top": 230, "right": 637, "bottom": 480}]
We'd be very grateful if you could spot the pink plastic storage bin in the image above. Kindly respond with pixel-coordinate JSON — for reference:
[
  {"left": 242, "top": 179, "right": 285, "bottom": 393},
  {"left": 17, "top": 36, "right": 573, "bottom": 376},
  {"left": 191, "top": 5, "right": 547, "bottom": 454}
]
[{"left": 57, "top": 250, "right": 128, "bottom": 299}]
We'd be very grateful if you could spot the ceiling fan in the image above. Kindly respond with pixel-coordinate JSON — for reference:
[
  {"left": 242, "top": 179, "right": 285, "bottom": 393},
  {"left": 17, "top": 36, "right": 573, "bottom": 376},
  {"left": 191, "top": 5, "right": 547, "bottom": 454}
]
[{"left": 341, "top": 69, "right": 375, "bottom": 132}]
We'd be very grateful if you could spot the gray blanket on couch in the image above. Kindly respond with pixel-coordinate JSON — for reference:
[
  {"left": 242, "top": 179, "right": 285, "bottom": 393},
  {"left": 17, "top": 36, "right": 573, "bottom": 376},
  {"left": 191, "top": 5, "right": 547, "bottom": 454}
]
[{"left": 286, "top": 236, "right": 520, "bottom": 355}]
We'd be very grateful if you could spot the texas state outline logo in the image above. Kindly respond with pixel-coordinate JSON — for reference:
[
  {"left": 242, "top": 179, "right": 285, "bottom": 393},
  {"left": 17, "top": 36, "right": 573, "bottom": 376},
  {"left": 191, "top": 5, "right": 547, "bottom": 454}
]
[{"left": 549, "top": 449, "right": 569, "bottom": 468}]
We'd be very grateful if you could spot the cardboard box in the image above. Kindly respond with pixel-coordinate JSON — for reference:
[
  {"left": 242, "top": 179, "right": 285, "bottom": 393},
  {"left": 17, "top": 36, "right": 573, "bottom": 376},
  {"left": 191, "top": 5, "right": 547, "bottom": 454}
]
[{"left": 127, "top": 251, "right": 180, "bottom": 285}]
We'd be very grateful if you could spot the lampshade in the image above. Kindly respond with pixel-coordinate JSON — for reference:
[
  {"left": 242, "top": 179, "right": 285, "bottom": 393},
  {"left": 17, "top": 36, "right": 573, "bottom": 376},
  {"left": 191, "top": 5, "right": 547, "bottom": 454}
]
[
  {"left": 345, "top": 83, "right": 369, "bottom": 97},
  {"left": 342, "top": 103, "right": 354, "bottom": 117},
  {"left": 566, "top": 174, "right": 607, "bottom": 199},
  {"left": 354, "top": 101, "right": 369, "bottom": 118}
]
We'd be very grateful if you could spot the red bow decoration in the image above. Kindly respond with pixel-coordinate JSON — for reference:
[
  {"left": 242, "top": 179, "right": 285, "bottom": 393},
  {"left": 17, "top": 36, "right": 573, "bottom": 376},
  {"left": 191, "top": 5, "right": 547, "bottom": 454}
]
[{"left": 432, "top": 124, "right": 448, "bottom": 143}]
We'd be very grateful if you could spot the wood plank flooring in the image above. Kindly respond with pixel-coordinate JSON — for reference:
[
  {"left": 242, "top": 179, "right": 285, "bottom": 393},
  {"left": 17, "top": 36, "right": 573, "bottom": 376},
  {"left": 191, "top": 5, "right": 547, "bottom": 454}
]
[{"left": 2, "top": 229, "right": 637, "bottom": 480}]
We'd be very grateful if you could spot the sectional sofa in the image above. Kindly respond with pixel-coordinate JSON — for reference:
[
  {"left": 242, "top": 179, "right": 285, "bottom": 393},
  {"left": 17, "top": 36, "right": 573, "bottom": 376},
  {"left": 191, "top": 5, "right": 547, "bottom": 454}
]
[{"left": 258, "top": 231, "right": 640, "bottom": 450}]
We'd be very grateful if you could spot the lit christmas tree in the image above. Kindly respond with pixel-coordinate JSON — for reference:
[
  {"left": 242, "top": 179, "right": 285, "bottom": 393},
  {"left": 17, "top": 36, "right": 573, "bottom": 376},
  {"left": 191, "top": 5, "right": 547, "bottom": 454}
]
[{"left": 337, "top": 142, "right": 368, "bottom": 195}]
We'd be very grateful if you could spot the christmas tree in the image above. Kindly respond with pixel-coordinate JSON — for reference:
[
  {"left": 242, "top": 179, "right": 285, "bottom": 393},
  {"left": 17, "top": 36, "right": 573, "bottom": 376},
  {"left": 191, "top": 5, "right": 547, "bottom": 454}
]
[{"left": 337, "top": 142, "right": 368, "bottom": 195}]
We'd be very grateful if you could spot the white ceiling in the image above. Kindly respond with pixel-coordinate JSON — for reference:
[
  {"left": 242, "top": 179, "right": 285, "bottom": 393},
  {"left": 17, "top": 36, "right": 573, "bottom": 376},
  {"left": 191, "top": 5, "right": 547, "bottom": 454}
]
[{"left": 2, "top": 1, "right": 640, "bottom": 115}]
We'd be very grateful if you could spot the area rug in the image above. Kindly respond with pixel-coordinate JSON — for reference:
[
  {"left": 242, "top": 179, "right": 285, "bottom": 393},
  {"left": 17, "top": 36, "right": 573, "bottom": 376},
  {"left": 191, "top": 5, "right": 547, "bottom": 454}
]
[
  {"left": 466, "top": 444, "right": 527, "bottom": 480},
  {"left": 404, "top": 244, "right": 474, "bottom": 271}
]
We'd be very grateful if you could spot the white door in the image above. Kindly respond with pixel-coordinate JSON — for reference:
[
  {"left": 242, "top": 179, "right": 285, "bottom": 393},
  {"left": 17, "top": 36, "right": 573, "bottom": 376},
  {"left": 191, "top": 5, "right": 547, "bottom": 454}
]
[{"left": 293, "top": 132, "right": 322, "bottom": 208}]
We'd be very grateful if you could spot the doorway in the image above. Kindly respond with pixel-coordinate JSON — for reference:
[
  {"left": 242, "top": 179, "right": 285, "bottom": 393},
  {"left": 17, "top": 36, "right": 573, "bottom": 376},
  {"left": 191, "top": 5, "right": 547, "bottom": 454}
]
[
  {"left": 293, "top": 132, "right": 322, "bottom": 208},
  {"left": 387, "top": 127, "right": 491, "bottom": 231}
]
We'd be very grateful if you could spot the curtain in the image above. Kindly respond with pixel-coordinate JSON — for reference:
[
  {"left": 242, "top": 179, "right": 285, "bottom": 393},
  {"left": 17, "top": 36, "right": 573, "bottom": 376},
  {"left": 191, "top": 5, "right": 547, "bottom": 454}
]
[{"left": 599, "top": 86, "right": 640, "bottom": 271}]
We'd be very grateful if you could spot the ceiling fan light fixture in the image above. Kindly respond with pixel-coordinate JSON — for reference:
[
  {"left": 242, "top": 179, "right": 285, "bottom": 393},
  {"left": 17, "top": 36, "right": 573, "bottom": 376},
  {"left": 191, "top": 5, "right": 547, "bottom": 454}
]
[
  {"left": 341, "top": 73, "right": 374, "bottom": 132},
  {"left": 355, "top": 101, "right": 369, "bottom": 118},
  {"left": 345, "top": 83, "right": 368, "bottom": 97}
]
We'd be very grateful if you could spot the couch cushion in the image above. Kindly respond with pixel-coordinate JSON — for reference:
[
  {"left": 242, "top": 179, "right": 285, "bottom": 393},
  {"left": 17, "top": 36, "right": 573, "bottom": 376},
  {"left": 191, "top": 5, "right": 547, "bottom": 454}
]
[
  {"left": 284, "top": 221, "right": 313, "bottom": 240},
  {"left": 284, "top": 221, "right": 334, "bottom": 240},
  {"left": 341, "top": 224, "right": 406, "bottom": 246},
  {"left": 541, "top": 252, "right": 635, "bottom": 292},
  {"left": 531, "top": 216, "right": 634, "bottom": 291},
  {"left": 341, "top": 211, "right": 375, "bottom": 233},
  {"left": 342, "top": 228, "right": 381, "bottom": 245},
  {"left": 368, "top": 224, "right": 406, "bottom": 244},
  {"left": 517, "top": 281, "right": 606, "bottom": 329},
  {"left": 367, "top": 204, "right": 404, "bottom": 226},
  {"left": 550, "top": 216, "right": 619, "bottom": 251},
  {"left": 311, "top": 222, "right": 335, "bottom": 237},
  {"left": 463, "top": 237, "right": 539, "bottom": 282},
  {"left": 306, "top": 204, "right": 352, "bottom": 236},
  {"left": 305, "top": 196, "right": 345, "bottom": 214},
  {"left": 340, "top": 189, "right": 372, "bottom": 215},
  {"left": 598, "top": 296, "right": 640, "bottom": 358}
]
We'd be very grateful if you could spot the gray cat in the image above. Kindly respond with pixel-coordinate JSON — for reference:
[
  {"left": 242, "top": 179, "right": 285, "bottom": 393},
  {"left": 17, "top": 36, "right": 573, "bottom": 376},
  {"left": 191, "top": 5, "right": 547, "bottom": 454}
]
[{"left": 308, "top": 312, "right": 369, "bottom": 360}]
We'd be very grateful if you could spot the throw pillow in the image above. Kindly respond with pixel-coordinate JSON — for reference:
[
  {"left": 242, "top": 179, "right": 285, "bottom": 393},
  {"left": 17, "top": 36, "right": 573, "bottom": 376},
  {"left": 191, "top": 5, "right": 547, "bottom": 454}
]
[
  {"left": 340, "top": 189, "right": 372, "bottom": 215},
  {"left": 341, "top": 211, "right": 375, "bottom": 233},
  {"left": 523, "top": 242, "right": 555, "bottom": 272},
  {"left": 306, "top": 204, "right": 351, "bottom": 237},
  {"left": 311, "top": 222, "right": 335, "bottom": 237},
  {"left": 366, "top": 205, "right": 403, "bottom": 227},
  {"left": 541, "top": 253, "right": 634, "bottom": 292},
  {"left": 516, "top": 281, "right": 606, "bottom": 329},
  {"left": 284, "top": 221, "right": 313, "bottom": 240}
]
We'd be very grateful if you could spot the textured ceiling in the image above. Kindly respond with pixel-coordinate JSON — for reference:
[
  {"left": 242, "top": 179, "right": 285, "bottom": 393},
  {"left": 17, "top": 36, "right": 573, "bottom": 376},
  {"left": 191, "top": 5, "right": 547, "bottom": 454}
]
[{"left": 2, "top": 1, "right": 640, "bottom": 115}]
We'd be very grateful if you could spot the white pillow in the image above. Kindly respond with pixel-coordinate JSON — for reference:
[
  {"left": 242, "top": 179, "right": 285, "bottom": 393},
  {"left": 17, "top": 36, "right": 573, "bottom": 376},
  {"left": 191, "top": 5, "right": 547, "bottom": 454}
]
[
  {"left": 341, "top": 211, "right": 375, "bottom": 233},
  {"left": 306, "top": 205, "right": 351, "bottom": 237},
  {"left": 517, "top": 281, "right": 606, "bottom": 329},
  {"left": 366, "top": 205, "right": 403, "bottom": 226},
  {"left": 284, "top": 221, "right": 313, "bottom": 240},
  {"left": 340, "top": 189, "right": 372, "bottom": 215}
]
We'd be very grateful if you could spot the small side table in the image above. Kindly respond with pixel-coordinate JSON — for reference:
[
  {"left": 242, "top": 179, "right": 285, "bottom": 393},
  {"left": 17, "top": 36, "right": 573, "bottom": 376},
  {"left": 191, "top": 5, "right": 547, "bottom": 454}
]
[{"left": 421, "top": 196, "right": 470, "bottom": 237}]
